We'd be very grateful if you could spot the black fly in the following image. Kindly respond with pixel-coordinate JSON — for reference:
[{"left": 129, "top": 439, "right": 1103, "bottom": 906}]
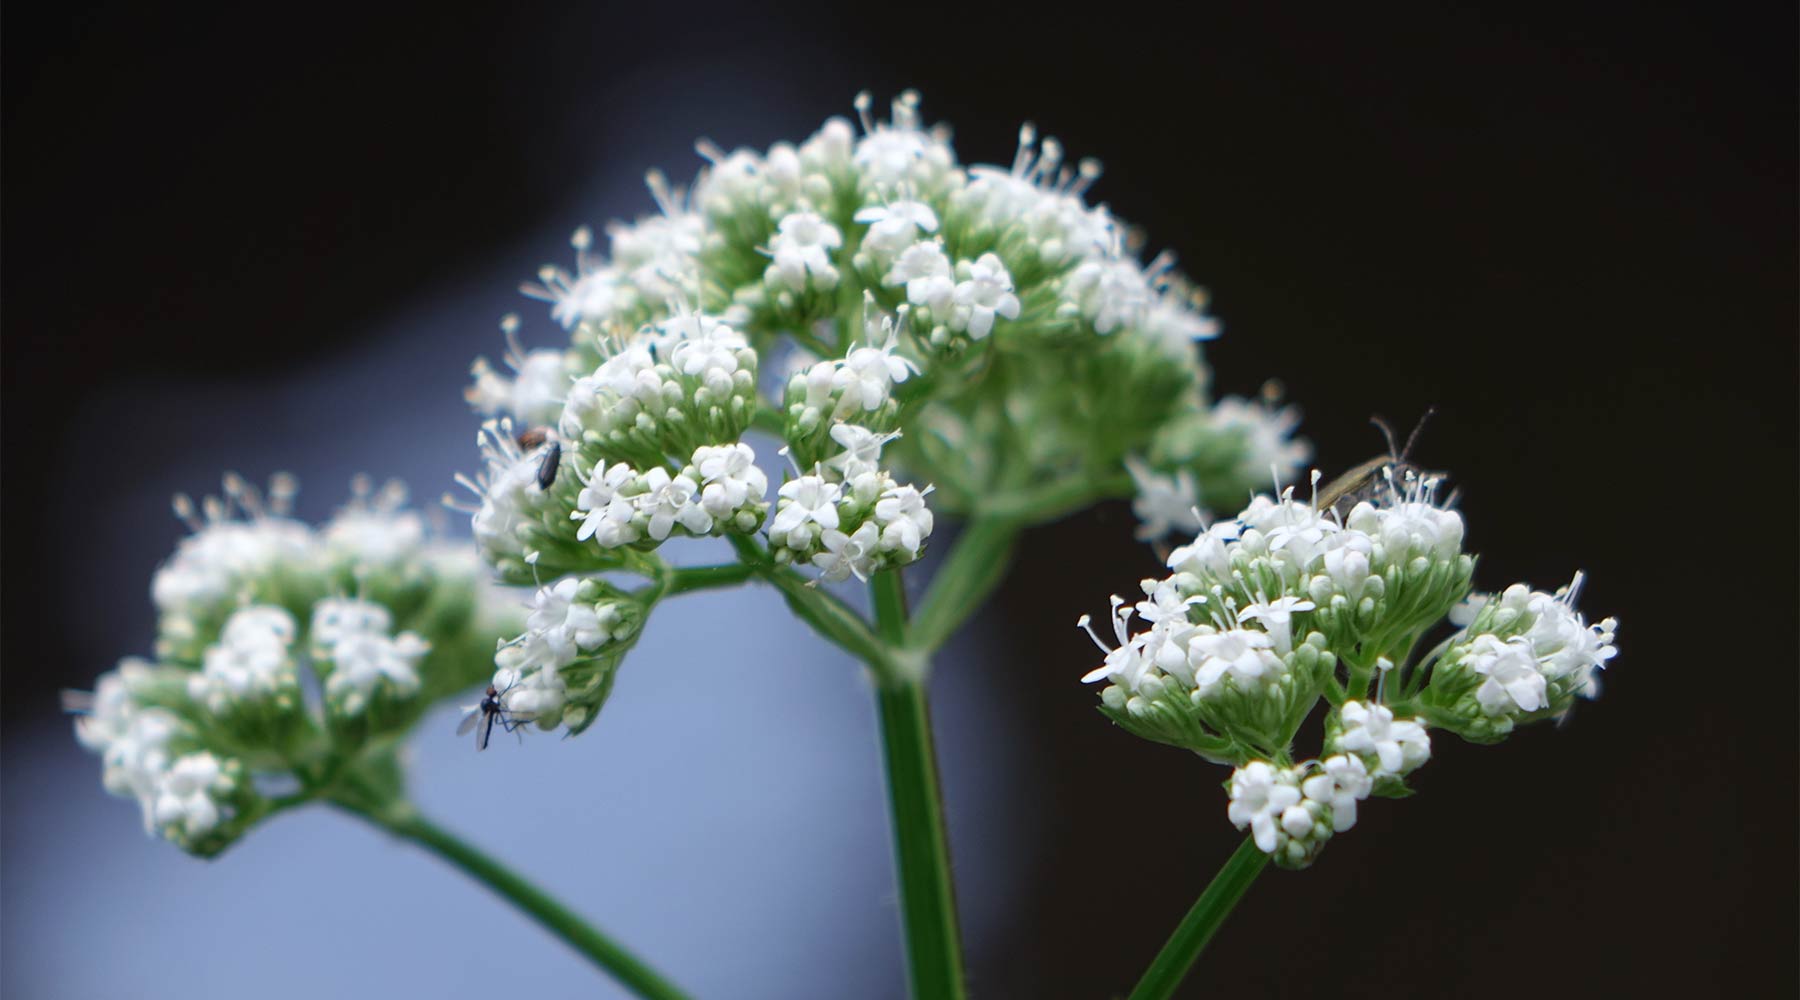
[
  {"left": 456, "top": 683, "right": 534, "bottom": 751},
  {"left": 517, "top": 426, "right": 561, "bottom": 491}
]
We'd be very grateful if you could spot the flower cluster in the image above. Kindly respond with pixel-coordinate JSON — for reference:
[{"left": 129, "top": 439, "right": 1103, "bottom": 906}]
[
  {"left": 67, "top": 476, "right": 508, "bottom": 856},
  {"left": 1082, "top": 465, "right": 1617, "bottom": 868}
]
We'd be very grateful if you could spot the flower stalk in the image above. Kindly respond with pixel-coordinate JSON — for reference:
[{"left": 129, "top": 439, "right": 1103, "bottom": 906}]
[
  {"left": 1126, "top": 837, "right": 1268, "bottom": 1000},
  {"left": 871, "top": 569, "right": 967, "bottom": 1000},
  {"left": 333, "top": 797, "right": 691, "bottom": 1000}
]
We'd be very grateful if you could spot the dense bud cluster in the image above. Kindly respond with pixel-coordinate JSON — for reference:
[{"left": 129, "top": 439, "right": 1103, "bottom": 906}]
[
  {"left": 1083, "top": 466, "right": 1617, "bottom": 868},
  {"left": 67, "top": 476, "right": 507, "bottom": 855}
]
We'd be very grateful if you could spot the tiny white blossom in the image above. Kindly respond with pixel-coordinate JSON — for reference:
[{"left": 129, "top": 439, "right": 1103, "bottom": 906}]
[
  {"left": 1228, "top": 761, "right": 1303, "bottom": 854},
  {"left": 1125, "top": 457, "right": 1203, "bottom": 541},
  {"left": 873, "top": 483, "right": 934, "bottom": 559},
  {"left": 1302, "top": 754, "right": 1373, "bottom": 833},
  {"left": 825, "top": 424, "right": 901, "bottom": 479},
  {"left": 1237, "top": 596, "right": 1316, "bottom": 657},
  {"left": 1465, "top": 634, "right": 1549, "bottom": 716},
  {"left": 767, "top": 212, "right": 843, "bottom": 291},
  {"left": 527, "top": 579, "right": 609, "bottom": 665},
  {"left": 326, "top": 631, "right": 429, "bottom": 712},
  {"left": 573, "top": 462, "right": 641, "bottom": 548},
  {"left": 885, "top": 241, "right": 954, "bottom": 312},
  {"left": 812, "top": 521, "right": 882, "bottom": 582},
  {"left": 854, "top": 200, "right": 939, "bottom": 258},
  {"left": 152, "top": 753, "right": 232, "bottom": 838},
  {"left": 1335, "top": 700, "right": 1431, "bottom": 776},
  {"left": 1078, "top": 597, "right": 1155, "bottom": 691},
  {"left": 310, "top": 598, "right": 392, "bottom": 650},
  {"left": 1187, "top": 628, "right": 1284, "bottom": 696},
  {"left": 692, "top": 442, "right": 769, "bottom": 518},
  {"left": 636, "top": 467, "right": 712, "bottom": 541},
  {"left": 949, "top": 253, "right": 1021, "bottom": 339},
  {"left": 770, "top": 476, "right": 842, "bottom": 548}
]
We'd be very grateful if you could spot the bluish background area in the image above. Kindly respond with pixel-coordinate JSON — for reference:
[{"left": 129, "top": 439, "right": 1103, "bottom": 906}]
[{"left": 5, "top": 4, "right": 1795, "bottom": 998}]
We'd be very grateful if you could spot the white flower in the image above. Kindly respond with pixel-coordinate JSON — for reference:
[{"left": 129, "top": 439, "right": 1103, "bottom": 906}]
[
  {"left": 152, "top": 753, "right": 232, "bottom": 838},
  {"left": 854, "top": 200, "right": 939, "bottom": 258},
  {"left": 1211, "top": 396, "right": 1311, "bottom": 486},
  {"left": 635, "top": 467, "right": 712, "bottom": 541},
  {"left": 190, "top": 606, "right": 297, "bottom": 710},
  {"left": 1125, "top": 457, "right": 1203, "bottom": 541},
  {"left": 527, "top": 579, "right": 609, "bottom": 666},
  {"left": 812, "top": 521, "right": 882, "bottom": 582},
  {"left": 1228, "top": 761, "right": 1303, "bottom": 854},
  {"left": 326, "top": 631, "right": 429, "bottom": 712},
  {"left": 665, "top": 315, "right": 748, "bottom": 379},
  {"left": 691, "top": 442, "right": 768, "bottom": 518},
  {"left": 884, "top": 241, "right": 954, "bottom": 312},
  {"left": 573, "top": 461, "right": 641, "bottom": 548},
  {"left": 1077, "top": 597, "right": 1156, "bottom": 692},
  {"left": 1302, "top": 754, "right": 1373, "bottom": 833},
  {"left": 770, "top": 476, "right": 842, "bottom": 548},
  {"left": 766, "top": 211, "right": 842, "bottom": 291},
  {"left": 949, "top": 253, "right": 1021, "bottom": 338},
  {"left": 553, "top": 267, "right": 631, "bottom": 328},
  {"left": 1140, "top": 294, "right": 1220, "bottom": 357},
  {"left": 1167, "top": 520, "right": 1242, "bottom": 579},
  {"left": 1464, "top": 634, "right": 1549, "bottom": 716},
  {"left": 495, "top": 661, "right": 568, "bottom": 721},
  {"left": 837, "top": 322, "right": 919, "bottom": 411},
  {"left": 1065, "top": 257, "right": 1151, "bottom": 334},
  {"left": 825, "top": 424, "right": 901, "bottom": 479},
  {"left": 322, "top": 507, "right": 426, "bottom": 570},
  {"left": 1335, "top": 700, "right": 1431, "bottom": 776},
  {"left": 1236, "top": 596, "right": 1316, "bottom": 657},
  {"left": 873, "top": 483, "right": 934, "bottom": 559},
  {"left": 1187, "top": 628, "right": 1284, "bottom": 696},
  {"left": 310, "top": 598, "right": 392, "bottom": 649},
  {"left": 1523, "top": 573, "right": 1618, "bottom": 696}
]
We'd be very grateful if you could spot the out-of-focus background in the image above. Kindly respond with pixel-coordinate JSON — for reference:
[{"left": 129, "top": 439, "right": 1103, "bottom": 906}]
[{"left": 4, "top": 3, "right": 1794, "bottom": 997}]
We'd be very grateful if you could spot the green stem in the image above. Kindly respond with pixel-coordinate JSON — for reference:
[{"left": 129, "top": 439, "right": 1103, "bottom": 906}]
[
  {"left": 871, "top": 570, "right": 967, "bottom": 1000},
  {"left": 728, "top": 533, "right": 898, "bottom": 678},
  {"left": 1126, "top": 836, "right": 1269, "bottom": 1000},
  {"left": 909, "top": 516, "right": 1022, "bottom": 653},
  {"left": 663, "top": 562, "right": 758, "bottom": 596},
  {"left": 335, "top": 800, "right": 691, "bottom": 1000}
]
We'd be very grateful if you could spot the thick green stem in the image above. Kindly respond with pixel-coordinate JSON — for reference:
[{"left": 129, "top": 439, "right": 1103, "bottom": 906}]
[
  {"left": 876, "top": 681, "right": 966, "bottom": 999},
  {"left": 335, "top": 801, "right": 691, "bottom": 1000},
  {"left": 1126, "top": 836, "right": 1269, "bottom": 1000},
  {"left": 871, "top": 570, "right": 967, "bottom": 1000}
]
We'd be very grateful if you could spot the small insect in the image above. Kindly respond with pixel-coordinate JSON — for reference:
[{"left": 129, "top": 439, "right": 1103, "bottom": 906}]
[
  {"left": 456, "top": 684, "right": 534, "bottom": 751},
  {"left": 1316, "top": 410, "right": 1443, "bottom": 515},
  {"left": 516, "top": 426, "right": 561, "bottom": 491}
]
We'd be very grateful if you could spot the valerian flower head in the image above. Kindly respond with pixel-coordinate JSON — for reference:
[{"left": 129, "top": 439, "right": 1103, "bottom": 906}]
[
  {"left": 1086, "top": 464, "right": 1618, "bottom": 866},
  {"left": 67, "top": 476, "right": 513, "bottom": 857},
  {"left": 1422, "top": 573, "right": 1618, "bottom": 742}
]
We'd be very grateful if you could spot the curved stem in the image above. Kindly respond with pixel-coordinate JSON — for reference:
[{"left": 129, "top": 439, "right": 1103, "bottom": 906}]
[
  {"left": 334, "top": 800, "right": 691, "bottom": 1000},
  {"left": 1126, "top": 836, "right": 1269, "bottom": 1000},
  {"left": 909, "top": 516, "right": 1022, "bottom": 654}
]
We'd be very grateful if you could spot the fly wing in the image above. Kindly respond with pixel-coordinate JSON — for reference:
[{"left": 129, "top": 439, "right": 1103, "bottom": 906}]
[{"left": 456, "top": 706, "right": 482, "bottom": 737}]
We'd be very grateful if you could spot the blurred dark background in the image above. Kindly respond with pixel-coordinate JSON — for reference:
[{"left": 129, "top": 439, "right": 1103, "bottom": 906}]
[{"left": 5, "top": 2, "right": 1795, "bottom": 998}]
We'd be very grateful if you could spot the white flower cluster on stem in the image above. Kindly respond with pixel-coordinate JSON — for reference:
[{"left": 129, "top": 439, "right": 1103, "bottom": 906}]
[
  {"left": 67, "top": 476, "right": 503, "bottom": 856},
  {"left": 1085, "top": 463, "right": 1617, "bottom": 868}
]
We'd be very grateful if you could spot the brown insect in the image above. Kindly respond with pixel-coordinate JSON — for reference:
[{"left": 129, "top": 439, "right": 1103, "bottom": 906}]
[{"left": 1316, "top": 410, "right": 1443, "bottom": 515}]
